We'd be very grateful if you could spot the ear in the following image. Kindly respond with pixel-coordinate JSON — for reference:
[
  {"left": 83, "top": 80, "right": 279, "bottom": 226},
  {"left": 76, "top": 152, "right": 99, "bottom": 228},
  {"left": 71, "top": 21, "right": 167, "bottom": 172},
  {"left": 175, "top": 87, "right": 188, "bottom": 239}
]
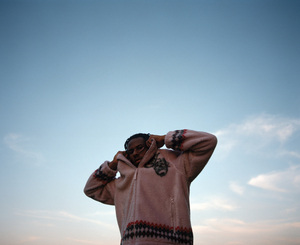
[{"left": 146, "top": 137, "right": 153, "bottom": 148}]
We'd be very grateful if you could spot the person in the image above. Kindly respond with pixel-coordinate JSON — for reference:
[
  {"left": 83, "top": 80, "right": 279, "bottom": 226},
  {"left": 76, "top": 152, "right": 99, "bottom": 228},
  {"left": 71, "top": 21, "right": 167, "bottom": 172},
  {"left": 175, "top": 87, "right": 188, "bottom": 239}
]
[{"left": 84, "top": 129, "right": 217, "bottom": 245}]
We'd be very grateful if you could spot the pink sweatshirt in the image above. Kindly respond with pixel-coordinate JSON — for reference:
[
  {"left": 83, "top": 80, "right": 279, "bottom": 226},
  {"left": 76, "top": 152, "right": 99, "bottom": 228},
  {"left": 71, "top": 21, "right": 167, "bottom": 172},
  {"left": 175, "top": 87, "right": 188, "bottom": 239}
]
[{"left": 84, "top": 129, "right": 217, "bottom": 245}]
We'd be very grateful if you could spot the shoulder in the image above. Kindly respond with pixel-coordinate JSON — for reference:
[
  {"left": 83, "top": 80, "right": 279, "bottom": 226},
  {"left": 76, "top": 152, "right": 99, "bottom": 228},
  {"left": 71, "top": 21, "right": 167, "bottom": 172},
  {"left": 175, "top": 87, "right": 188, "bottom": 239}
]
[{"left": 158, "top": 148, "right": 182, "bottom": 161}]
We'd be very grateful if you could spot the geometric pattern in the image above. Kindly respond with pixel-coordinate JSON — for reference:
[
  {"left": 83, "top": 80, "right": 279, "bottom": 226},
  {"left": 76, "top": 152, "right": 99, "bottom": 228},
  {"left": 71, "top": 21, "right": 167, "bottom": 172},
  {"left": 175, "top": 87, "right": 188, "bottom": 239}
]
[
  {"left": 93, "top": 166, "right": 115, "bottom": 184},
  {"left": 121, "top": 220, "right": 193, "bottom": 245},
  {"left": 171, "top": 129, "right": 187, "bottom": 151}
]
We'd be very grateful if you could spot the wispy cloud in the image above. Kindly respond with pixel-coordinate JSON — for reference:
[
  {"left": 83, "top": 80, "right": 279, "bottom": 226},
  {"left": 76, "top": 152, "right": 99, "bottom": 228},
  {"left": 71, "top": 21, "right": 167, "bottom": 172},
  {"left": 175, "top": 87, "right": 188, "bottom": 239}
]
[
  {"left": 193, "top": 218, "right": 300, "bottom": 245},
  {"left": 233, "top": 114, "right": 300, "bottom": 143},
  {"left": 60, "top": 211, "right": 115, "bottom": 228},
  {"left": 66, "top": 238, "right": 103, "bottom": 244},
  {"left": 280, "top": 150, "right": 300, "bottom": 158},
  {"left": 248, "top": 165, "right": 300, "bottom": 192},
  {"left": 193, "top": 218, "right": 300, "bottom": 235},
  {"left": 229, "top": 181, "right": 245, "bottom": 195},
  {"left": 3, "top": 133, "right": 45, "bottom": 166},
  {"left": 215, "top": 113, "right": 300, "bottom": 157},
  {"left": 16, "top": 236, "right": 41, "bottom": 244},
  {"left": 86, "top": 211, "right": 115, "bottom": 216},
  {"left": 191, "top": 197, "right": 237, "bottom": 211},
  {"left": 15, "top": 210, "right": 115, "bottom": 230}
]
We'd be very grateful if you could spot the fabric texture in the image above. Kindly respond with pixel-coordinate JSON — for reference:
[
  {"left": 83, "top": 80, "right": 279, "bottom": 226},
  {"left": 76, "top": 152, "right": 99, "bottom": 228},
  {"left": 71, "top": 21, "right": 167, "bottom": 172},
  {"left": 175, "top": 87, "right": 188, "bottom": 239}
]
[{"left": 84, "top": 129, "right": 217, "bottom": 245}]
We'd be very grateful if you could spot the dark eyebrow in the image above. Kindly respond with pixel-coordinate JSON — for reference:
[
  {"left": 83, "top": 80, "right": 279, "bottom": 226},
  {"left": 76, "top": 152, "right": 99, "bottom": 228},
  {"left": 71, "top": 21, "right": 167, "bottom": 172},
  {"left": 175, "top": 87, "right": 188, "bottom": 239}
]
[{"left": 127, "top": 144, "right": 144, "bottom": 152}]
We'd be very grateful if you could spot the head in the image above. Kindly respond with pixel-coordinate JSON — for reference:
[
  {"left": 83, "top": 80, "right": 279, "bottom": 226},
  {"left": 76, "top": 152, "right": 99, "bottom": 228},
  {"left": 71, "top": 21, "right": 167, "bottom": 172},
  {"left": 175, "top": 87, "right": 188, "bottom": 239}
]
[{"left": 124, "top": 133, "right": 150, "bottom": 166}]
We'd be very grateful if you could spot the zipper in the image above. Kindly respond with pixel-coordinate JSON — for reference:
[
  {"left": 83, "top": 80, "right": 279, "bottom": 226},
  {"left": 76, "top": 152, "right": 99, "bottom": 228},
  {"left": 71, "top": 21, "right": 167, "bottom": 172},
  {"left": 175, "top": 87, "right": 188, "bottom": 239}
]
[
  {"left": 170, "top": 197, "right": 175, "bottom": 233},
  {"left": 134, "top": 169, "right": 138, "bottom": 180},
  {"left": 132, "top": 169, "right": 138, "bottom": 244}
]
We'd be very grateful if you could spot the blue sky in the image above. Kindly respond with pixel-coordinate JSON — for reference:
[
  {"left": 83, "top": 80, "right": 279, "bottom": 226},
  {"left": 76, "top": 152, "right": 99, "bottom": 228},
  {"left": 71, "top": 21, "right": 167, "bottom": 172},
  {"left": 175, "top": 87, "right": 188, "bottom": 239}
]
[{"left": 1, "top": 0, "right": 299, "bottom": 244}]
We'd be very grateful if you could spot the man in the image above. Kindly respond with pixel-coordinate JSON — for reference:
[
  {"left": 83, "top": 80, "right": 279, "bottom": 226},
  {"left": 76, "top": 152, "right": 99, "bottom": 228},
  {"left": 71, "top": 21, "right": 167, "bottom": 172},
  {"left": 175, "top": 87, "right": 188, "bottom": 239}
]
[{"left": 84, "top": 129, "right": 217, "bottom": 245}]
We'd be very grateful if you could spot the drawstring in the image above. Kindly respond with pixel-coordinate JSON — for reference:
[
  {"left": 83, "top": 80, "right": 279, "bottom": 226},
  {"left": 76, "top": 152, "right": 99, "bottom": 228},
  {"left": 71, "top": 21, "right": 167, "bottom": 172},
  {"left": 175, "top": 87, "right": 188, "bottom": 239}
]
[{"left": 134, "top": 169, "right": 138, "bottom": 180}]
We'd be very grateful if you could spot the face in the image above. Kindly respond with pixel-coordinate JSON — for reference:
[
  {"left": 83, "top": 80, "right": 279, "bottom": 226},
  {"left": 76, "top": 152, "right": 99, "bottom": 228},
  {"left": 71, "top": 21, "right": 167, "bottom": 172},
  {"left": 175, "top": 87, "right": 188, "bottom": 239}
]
[{"left": 127, "top": 137, "right": 148, "bottom": 166}]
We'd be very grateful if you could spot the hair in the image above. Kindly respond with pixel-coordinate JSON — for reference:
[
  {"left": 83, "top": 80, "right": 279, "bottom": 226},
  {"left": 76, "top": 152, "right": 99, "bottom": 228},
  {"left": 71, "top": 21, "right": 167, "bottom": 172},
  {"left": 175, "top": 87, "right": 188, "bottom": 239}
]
[{"left": 124, "top": 133, "right": 150, "bottom": 150}]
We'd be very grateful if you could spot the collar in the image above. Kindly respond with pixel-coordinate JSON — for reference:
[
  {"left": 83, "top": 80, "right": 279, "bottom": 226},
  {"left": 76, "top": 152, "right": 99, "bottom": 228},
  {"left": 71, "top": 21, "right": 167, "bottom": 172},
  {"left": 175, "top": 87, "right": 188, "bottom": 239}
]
[{"left": 117, "top": 138, "right": 158, "bottom": 168}]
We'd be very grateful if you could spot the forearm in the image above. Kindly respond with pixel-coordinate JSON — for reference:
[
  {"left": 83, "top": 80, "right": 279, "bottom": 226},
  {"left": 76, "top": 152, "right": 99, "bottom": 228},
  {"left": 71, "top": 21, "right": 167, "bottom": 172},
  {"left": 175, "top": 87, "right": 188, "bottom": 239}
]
[
  {"left": 147, "top": 134, "right": 166, "bottom": 148},
  {"left": 165, "top": 129, "right": 217, "bottom": 152},
  {"left": 165, "top": 129, "right": 217, "bottom": 182},
  {"left": 84, "top": 161, "right": 117, "bottom": 204}
]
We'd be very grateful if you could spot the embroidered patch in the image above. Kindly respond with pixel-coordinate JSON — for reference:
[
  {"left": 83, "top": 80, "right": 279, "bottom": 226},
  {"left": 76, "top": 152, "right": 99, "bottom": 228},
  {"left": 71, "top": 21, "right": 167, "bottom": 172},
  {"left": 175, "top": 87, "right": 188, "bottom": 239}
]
[
  {"left": 93, "top": 166, "right": 115, "bottom": 184},
  {"left": 171, "top": 129, "right": 187, "bottom": 151},
  {"left": 144, "top": 153, "right": 170, "bottom": 177},
  {"left": 121, "top": 220, "right": 193, "bottom": 245}
]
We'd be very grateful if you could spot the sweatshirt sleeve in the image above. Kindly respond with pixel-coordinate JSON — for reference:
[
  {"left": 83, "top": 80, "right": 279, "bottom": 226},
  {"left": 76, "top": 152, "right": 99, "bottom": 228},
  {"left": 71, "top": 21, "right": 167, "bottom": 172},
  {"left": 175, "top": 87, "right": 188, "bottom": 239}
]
[
  {"left": 165, "top": 129, "right": 217, "bottom": 182},
  {"left": 83, "top": 161, "right": 117, "bottom": 205}
]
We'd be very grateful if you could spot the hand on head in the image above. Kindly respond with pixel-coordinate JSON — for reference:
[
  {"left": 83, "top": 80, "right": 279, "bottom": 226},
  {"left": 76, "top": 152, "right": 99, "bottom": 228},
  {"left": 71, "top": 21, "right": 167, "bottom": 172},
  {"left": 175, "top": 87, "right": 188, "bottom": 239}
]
[
  {"left": 146, "top": 135, "right": 165, "bottom": 148},
  {"left": 110, "top": 151, "right": 127, "bottom": 170},
  {"left": 109, "top": 134, "right": 165, "bottom": 169}
]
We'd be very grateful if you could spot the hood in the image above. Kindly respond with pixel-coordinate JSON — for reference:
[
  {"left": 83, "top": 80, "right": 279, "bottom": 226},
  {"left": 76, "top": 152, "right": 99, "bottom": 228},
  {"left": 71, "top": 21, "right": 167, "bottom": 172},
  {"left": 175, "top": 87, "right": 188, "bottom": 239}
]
[{"left": 117, "top": 138, "right": 158, "bottom": 168}]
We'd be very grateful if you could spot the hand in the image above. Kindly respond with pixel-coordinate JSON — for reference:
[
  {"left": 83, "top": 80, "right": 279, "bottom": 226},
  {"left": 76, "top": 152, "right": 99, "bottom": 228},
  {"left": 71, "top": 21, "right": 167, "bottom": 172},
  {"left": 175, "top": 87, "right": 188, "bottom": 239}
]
[
  {"left": 146, "top": 135, "right": 165, "bottom": 148},
  {"left": 109, "top": 151, "right": 127, "bottom": 170}
]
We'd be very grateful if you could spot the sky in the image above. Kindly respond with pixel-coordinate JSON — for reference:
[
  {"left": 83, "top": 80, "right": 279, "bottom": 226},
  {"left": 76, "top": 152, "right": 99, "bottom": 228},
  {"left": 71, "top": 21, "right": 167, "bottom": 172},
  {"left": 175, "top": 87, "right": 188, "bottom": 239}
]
[{"left": 0, "top": 0, "right": 300, "bottom": 244}]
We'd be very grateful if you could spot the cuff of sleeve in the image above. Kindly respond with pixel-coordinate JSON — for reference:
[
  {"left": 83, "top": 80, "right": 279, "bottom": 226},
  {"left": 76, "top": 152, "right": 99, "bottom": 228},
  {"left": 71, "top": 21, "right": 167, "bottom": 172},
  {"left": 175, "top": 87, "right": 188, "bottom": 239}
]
[
  {"left": 94, "top": 161, "right": 117, "bottom": 183},
  {"left": 165, "top": 129, "right": 187, "bottom": 151},
  {"left": 102, "top": 161, "right": 118, "bottom": 176}
]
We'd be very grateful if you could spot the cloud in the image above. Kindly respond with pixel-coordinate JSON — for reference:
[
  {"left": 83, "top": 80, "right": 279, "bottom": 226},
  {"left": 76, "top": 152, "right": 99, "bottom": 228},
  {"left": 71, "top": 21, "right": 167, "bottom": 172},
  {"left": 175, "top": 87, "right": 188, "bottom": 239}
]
[
  {"left": 3, "top": 133, "right": 45, "bottom": 166},
  {"left": 66, "top": 238, "right": 104, "bottom": 244},
  {"left": 15, "top": 210, "right": 115, "bottom": 230},
  {"left": 17, "top": 236, "right": 41, "bottom": 244},
  {"left": 248, "top": 165, "right": 300, "bottom": 192},
  {"left": 193, "top": 218, "right": 300, "bottom": 235},
  {"left": 215, "top": 114, "right": 300, "bottom": 157},
  {"left": 280, "top": 151, "right": 300, "bottom": 158},
  {"left": 233, "top": 114, "right": 300, "bottom": 143},
  {"left": 191, "top": 197, "right": 237, "bottom": 211},
  {"left": 59, "top": 211, "right": 115, "bottom": 228},
  {"left": 87, "top": 211, "right": 115, "bottom": 216},
  {"left": 229, "top": 181, "right": 245, "bottom": 195},
  {"left": 285, "top": 207, "right": 298, "bottom": 214},
  {"left": 193, "top": 218, "right": 300, "bottom": 245}
]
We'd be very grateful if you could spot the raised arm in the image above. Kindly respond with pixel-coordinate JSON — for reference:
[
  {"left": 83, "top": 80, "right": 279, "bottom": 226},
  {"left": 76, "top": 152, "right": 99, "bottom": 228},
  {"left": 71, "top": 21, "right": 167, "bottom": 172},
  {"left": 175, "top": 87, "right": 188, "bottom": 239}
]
[
  {"left": 83, "top": 151, "right": 126, "bottom": 205},
  {"left": 146, "top": 134, "right": 166, "bottom": 148},
  {"left": 165, "top": 129, "right": 217, "bottom": 182}
]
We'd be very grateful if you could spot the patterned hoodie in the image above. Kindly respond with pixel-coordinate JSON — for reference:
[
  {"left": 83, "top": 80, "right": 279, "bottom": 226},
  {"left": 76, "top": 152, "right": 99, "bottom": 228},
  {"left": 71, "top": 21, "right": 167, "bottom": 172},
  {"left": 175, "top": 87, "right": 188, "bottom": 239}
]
[{"left": 84, "top": 129, "right": 217, "bottom": 245}]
